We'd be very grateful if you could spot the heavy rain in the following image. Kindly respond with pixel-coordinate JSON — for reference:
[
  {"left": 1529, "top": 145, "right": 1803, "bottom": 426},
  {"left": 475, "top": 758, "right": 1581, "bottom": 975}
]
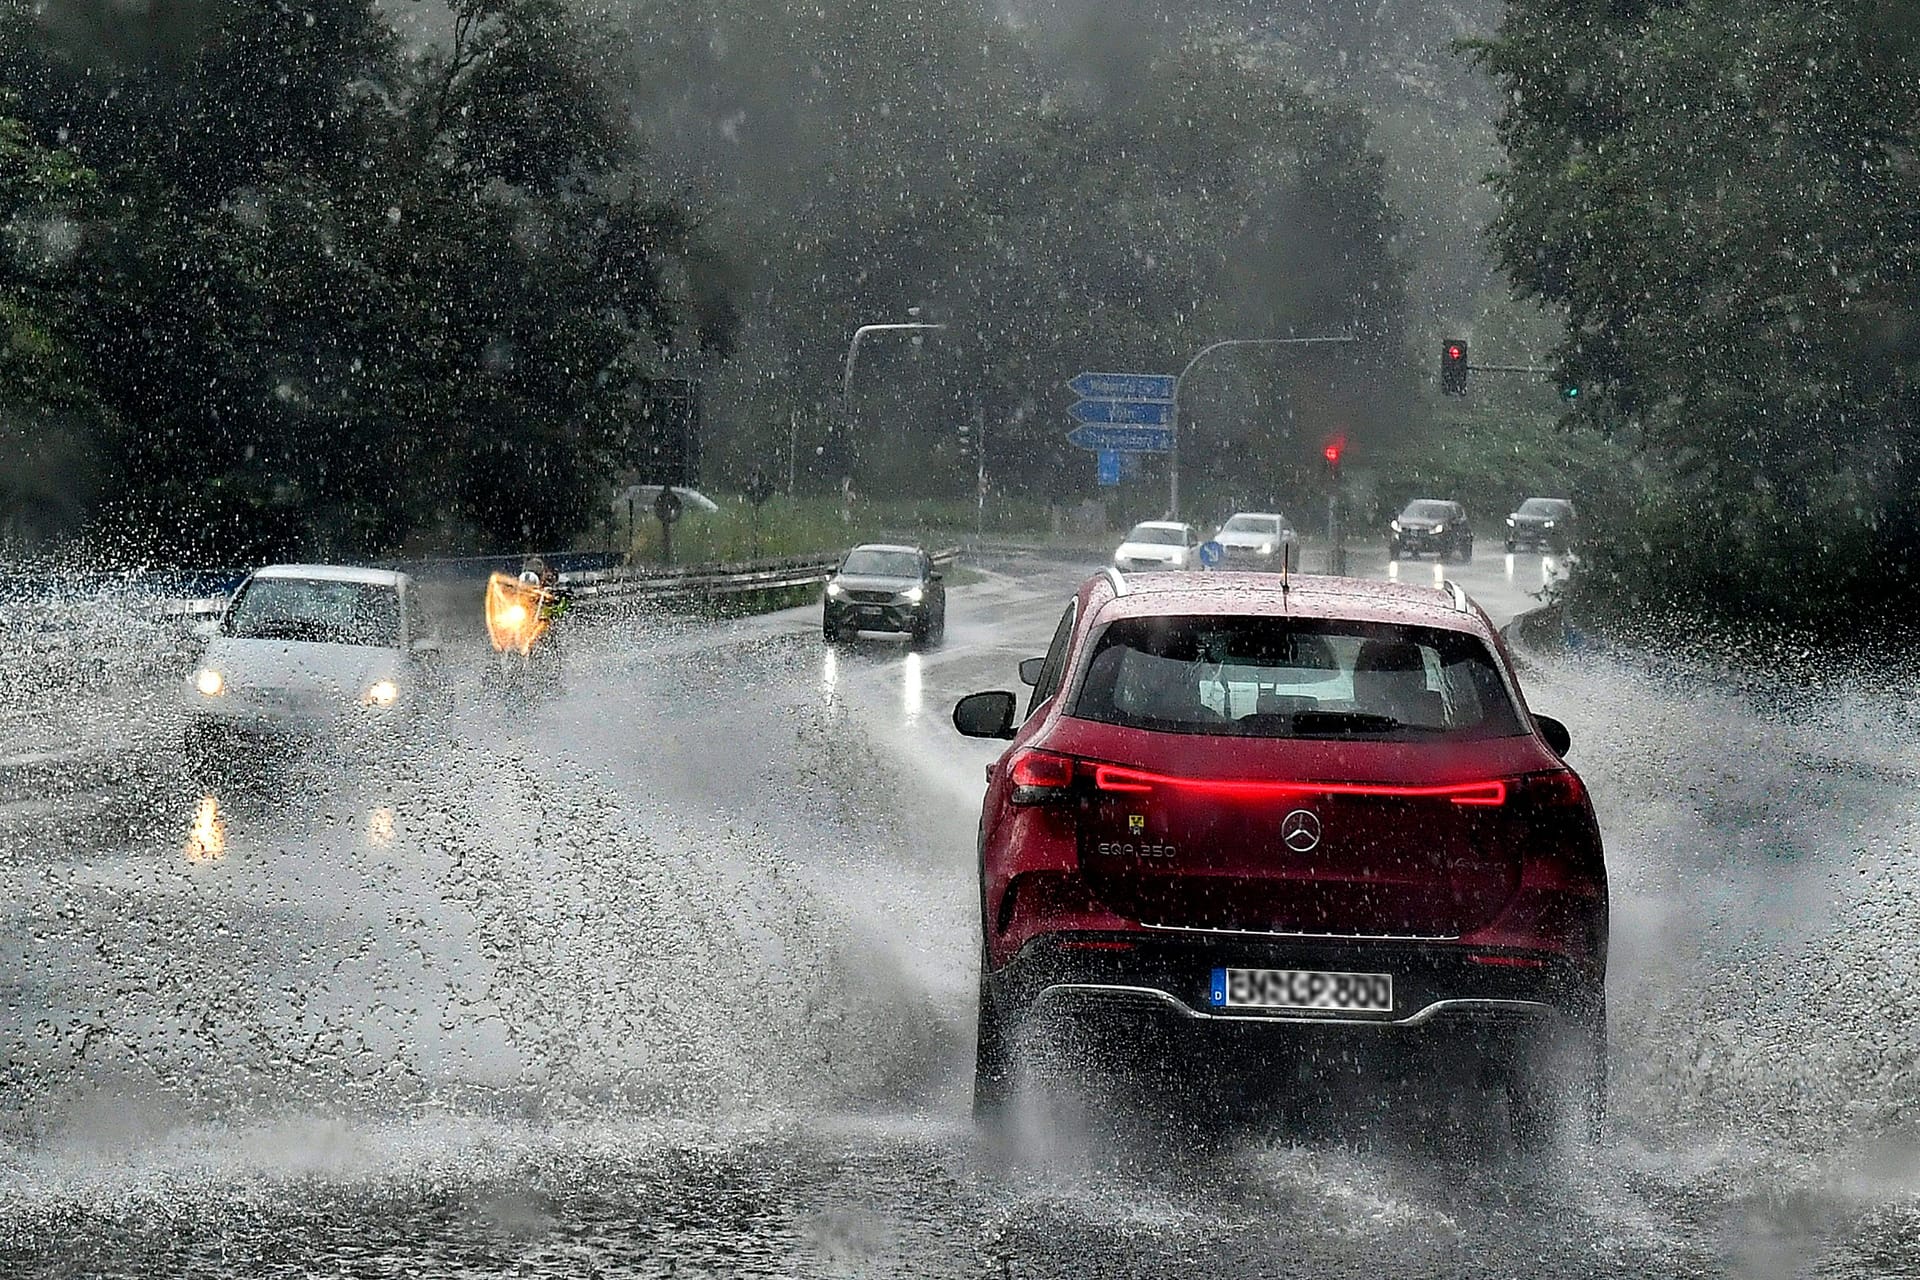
[{"left": 2, "top": 0, "right": 1918, "bottom": 1276}]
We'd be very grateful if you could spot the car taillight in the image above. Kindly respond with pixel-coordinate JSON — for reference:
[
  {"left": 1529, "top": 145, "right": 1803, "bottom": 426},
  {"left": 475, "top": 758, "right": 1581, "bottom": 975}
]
[
  {"left": 1008, "top": 749, "right": 1077, "bottom": 805},
  {"left": 1089, "top": 763, "right": 1509, "bottom": 807},
  {"left": 1509, "top": 769, "right": 1587, "bottom": 807}
]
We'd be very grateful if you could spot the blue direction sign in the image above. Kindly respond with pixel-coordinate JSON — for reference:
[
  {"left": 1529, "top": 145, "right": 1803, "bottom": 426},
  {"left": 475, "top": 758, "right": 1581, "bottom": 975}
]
[
  {"left": 1067, "top": 423, "right": 1174, "bottom": 453},
  {"left": 1068, "top": 372, "right": 1176, "bottom": 402},
  {"left": 1069, "top": 398, "right": 1174, "bottom": 426},
  {"left": 1096, "top": 449, "right": 1122, "bottom": 486}
]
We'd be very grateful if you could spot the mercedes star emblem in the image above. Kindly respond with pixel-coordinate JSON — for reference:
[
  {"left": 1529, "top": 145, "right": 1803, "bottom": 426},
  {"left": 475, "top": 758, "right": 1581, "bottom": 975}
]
[{"left": 1280, "top": 808, "right": 1322, "bottom": 853}]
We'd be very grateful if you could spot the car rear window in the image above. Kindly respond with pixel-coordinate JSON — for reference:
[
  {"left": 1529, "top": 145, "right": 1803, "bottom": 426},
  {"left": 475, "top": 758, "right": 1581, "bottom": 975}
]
[{"left": 1068, "top": 615, "right": 1526, "bottom": 740}]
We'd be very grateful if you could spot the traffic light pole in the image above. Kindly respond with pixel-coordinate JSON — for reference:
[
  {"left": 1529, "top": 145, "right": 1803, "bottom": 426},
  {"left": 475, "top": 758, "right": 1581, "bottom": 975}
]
[{"left": 1168, "top": 335, "right": 1357, "bottom": 519}]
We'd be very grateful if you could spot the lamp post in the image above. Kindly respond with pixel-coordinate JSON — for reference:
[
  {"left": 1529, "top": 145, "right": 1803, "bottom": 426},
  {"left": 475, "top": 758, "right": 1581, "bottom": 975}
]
[{"left": 1167, "top": 335, "right": 1358, "bottom": 518}]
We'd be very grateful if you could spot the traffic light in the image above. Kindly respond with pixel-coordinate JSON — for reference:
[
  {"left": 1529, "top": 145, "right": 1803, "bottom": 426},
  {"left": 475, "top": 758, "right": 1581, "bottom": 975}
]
[
  {"left": 1322, "top": 436, "right": 1345, "bottom": 477},
  {"left": 1560, "top": 382, "right": 1581, "bottom": 402},
  {"left": 1440, "top": 341, "right": 1469, "bottom": 395}
]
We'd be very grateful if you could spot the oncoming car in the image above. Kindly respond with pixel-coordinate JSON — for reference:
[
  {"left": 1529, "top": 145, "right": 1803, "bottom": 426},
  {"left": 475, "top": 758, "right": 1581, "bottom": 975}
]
[
  {"left": 952, "top": 569, "right": 1606, "bottom": 1150},
  {"left": 1113, "top": 521, "right": 1201, "bottom": 571},
  {"left": 1506, "top": 497, "right": 1576, "bottom": 553},
  {"left": 822, "top": 544, "right": 946, "bottom": 645},
  {"left": 1212, "top": 511, "right": 1296, "bottom": 569},
  {"left": 1388, "top": 499, "right": 1473, "bottom": 562},
  {"left": 184, "top": 565, "right": 444, "bottom": 761}
]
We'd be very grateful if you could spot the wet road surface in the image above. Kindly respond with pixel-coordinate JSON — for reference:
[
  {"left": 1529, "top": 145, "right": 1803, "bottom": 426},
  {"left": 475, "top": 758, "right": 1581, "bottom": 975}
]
[{"left": 4, "top": 549, "right": 1920, "bottom": 1277}]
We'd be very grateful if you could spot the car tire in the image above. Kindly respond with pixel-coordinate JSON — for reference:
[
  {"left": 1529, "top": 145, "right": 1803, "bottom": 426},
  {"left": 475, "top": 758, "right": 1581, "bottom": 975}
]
[
  {"left": 1459, "top": 539, "right": 1474, "bottom": 564},
  {"left": 1505, "top": 538, "right": 1517, "bottom": 553},
  {"left": 1507, "top": 1001, "right": 1607, "bottom": 1154},
  {"left": 972, "top": 965, "right": 1018, "bottom": 1126}
]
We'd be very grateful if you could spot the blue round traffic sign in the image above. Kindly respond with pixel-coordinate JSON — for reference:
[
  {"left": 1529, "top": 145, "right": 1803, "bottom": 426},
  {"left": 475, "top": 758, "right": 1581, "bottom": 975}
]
[{"left": 1198, "top": 540, "right": 1224, "bottom": 569}]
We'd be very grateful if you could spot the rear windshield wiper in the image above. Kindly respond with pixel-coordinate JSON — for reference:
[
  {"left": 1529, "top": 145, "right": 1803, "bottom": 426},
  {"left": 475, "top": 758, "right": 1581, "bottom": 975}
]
[{"left": 1290, "top": 710, "right": 1403, "bottom": 735}]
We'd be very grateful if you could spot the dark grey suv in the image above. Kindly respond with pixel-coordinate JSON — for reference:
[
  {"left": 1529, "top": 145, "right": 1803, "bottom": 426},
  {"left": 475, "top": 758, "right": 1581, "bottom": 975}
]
[
  {"left": 1388, "top": 499, "right": 1474, "bottom": 562},
  {"left": 1506, "top": 498, "right": 1576, "bottom": 553},
  {"left": 823, "top": 544, "right": 946, "bottom": 645}
]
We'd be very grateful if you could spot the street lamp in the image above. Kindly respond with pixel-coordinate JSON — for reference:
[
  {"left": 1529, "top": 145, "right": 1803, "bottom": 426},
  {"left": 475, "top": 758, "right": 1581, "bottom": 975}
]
[{"left": 1167, "top": 335, "right": 1358, "bottom": 518}]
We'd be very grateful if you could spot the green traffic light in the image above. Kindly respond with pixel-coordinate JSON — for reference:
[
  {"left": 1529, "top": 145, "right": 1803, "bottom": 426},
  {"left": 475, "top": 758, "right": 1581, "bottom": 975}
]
[{"left": 1562, "top": 385, "right": 1580, "bottom": 400}]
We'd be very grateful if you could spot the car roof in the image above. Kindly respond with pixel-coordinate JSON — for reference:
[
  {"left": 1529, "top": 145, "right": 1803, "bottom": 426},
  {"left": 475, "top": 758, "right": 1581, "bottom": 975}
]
[
  {"left": 1221, "top": 511, "right": 1285, "bottom": 521},
  {"left": 1089, "top": 571, "right": 1489, "bottom": 637},
  {"left": 250, "top": 563, "right": 408, "bottom": 587},
  {"left": 1127, "top": 520, "right": 1191, "bottom": 531},
  {"left": 848, "top": 543, "right": 922, "bottom": 555}
]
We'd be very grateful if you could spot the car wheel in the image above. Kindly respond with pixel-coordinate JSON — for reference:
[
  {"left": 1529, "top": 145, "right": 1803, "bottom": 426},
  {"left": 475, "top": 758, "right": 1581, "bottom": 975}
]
[
  {"left": 972, "top": 965, "right": 1018, "bottom": 1126},
  {"left": 1459, "top": 539, "right": 1474, "bottom": 564},
  {"left": 1505, "top": 538, "right": 1517, "bottom": 553},
  {"left": 1507, "top": 1001, "right": 1607, "bottom": 1154}
]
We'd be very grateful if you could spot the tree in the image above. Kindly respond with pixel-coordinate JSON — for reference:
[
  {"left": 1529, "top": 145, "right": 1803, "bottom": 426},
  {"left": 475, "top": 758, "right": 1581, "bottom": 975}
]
[{"left": 1474, "top": 0, "right": 1920, "bottom": 624}]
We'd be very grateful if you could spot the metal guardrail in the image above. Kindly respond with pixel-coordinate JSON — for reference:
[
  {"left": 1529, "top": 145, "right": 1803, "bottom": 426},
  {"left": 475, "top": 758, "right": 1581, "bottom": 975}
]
[
  {"left": 561, "top": 546, "right": 961, "bottom": 604},
  {"left": 50, "top": 545, "right": 963, "bottom": 626}
]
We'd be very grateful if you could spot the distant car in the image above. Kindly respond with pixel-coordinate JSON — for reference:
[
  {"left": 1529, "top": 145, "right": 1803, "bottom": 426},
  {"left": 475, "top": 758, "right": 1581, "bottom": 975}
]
[
  {"left": 1113, "top": 521, "right": 1201, "bottom": 572},
  {"left": 952, "top": 570, "right": 1607, "bottom": 1151},
  {"left": 823, "top": 544, "right": 946, "bottom": 645},
  {"left": 1212, "top": 512, "right": 1296, "bottom": 569},
  {"left": 183, "top": 565, "right": 445, "bottom": 760},
  {"left": 1388, "top": 499, "right": 1473, "bottom": 562},
  {"left": 1506, "top": 498, "right": 1576, "bottom": 553}
]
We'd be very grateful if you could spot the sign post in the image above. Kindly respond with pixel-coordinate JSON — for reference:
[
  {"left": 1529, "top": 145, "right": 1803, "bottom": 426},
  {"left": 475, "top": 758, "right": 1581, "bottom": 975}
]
[
  {"left": 1062, "top": 373, "right": 1178, "bottom": 493},
  {"left": 654, "top": 485, "right": 684, "bottom": 566}
]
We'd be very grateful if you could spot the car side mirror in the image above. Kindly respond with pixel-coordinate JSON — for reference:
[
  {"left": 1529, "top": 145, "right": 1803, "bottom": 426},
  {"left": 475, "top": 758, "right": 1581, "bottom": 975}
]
[
  {"left": 953, "top": 690, "right": 1018, "bottom": 739},
  {"left": 191, "top": 619, "right": 219, "bottom": 641},
  {"left": 929, "top": 571, "right": 943, "bottom": 583},
  {"left": 1535, "top": 714, "right": 1571, "bottom": 757},
  {"left": 1017, "top": 656, "right": 1046, "bottom": 686}
]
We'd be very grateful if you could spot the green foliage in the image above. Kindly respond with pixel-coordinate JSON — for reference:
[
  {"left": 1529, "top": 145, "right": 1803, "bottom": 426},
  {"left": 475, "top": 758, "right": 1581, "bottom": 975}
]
[
  {"left": 1473, "top": 0, "right": 1920, "bottom": 625},
  {"left": 5, "top": 0, "right": 717, "bottom": 561}
]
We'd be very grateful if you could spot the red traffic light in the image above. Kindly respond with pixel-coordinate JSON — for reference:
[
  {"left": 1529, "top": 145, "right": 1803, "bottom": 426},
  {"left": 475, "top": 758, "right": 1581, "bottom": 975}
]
[
  {"left": 1323, "top": 443, "right": 1341, "bottom": 463},
  {"left": 1322, "top": 436, "right": 1346, "bottom": 466},
  {"left": 1446, "top": 345, "right": 1463, "bottom": 361},
  {"left": 1441, "top": 339, "right": 1469, "bottom": 395}
]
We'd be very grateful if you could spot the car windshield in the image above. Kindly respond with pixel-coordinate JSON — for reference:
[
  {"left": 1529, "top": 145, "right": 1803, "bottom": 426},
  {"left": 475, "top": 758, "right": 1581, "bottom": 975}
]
[
  {"left": 1401, "top": 501, "right": 1455, "bottom": 521},
  {"left": 1127, "top": 525, "right": 1189, "bottom": 546},
  {"left": 840, "top": 550, "right": 921, "bottom": 577},
  {"left": 1519, "top": 499, "right": 1570, "bottom": 517},
  {"left": 1070, "top": 616, "right": 1524, "bottom": 741},
  {"left": 225, "top": 578, "right": 401, "bottom": 647},
  {"left": 1221, "top": 515, "right": 1280, "bottom": 534}
]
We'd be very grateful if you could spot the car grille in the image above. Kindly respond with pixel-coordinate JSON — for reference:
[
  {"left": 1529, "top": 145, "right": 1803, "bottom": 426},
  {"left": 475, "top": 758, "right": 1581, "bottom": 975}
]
[{"left": 845, "top": 589, "right": 896, "bottom": 604}]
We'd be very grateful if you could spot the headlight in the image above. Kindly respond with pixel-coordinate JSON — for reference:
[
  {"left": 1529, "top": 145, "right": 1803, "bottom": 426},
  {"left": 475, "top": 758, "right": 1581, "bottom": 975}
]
[
  {"left": 826, "top": 581, "right": 844, "bottom": 598},
  {"left": 902, "top": 585, "right": 924, "bottom": 604},
  {"left": 1543, "top": 520, "right": 1556, "bottom": 528},
  {"left": 194, "top": 667, "right": 225, "bottom": 697},
  {"left": 364, "top": 679, "right": 399, "bottom": 708},
  {"left": 1506, "top": 516, "right": 1516, "bottom": 526},
  {"left": 1432, "top": 523, "right": 1447, "bottom": 534},
  {"left": 1390, "top": 520, "right": 1401, "bottom": 532},
  {"left": 1258, "top": 542, "right": 1273, "bottom": 555}
]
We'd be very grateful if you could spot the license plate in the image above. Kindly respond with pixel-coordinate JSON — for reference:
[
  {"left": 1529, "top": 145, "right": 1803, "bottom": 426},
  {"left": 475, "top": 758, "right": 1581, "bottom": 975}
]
[{"left": 1208, "top": 967, "right": 1393, "bottom": 1013}]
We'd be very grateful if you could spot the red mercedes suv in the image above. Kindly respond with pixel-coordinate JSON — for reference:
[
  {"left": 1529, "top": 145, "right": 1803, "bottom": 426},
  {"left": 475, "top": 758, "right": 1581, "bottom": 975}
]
[{"left": 952, "top": 569, "right": 1607, "bottom": 1149}]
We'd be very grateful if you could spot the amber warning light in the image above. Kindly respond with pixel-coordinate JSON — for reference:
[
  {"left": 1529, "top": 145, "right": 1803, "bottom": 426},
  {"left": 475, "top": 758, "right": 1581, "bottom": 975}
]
[{"left": 486, "top": 572, "right": 552, "bottom": 655}]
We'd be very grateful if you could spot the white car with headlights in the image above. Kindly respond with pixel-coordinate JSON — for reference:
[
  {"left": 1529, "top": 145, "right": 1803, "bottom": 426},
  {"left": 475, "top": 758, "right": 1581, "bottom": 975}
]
[
  {"left": 1212, "top": 511, "right": 1296, "bottom": 568},
  {"left": 1112, "top": 521, "right": 1201, "bottom": 571},
  {"left": 184, "top": 564, "right": 444, "bottom": 758}
]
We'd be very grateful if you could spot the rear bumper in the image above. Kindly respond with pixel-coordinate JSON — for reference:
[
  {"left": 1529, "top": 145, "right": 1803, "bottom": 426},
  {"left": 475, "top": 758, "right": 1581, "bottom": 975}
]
[{"left": 989, "top": 932, "right": 1599, "bottom": 1034}]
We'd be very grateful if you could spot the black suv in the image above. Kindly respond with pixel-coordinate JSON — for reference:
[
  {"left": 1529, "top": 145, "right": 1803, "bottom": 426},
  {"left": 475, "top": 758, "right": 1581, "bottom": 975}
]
[
  {"left": 823, "top": 544, "right": 946, "bottom": 645},
  {"left": 1506, "top": 498, "right": 1576, "bottom": 553},
  {"left": 1388, "top": 499, "right": 1473, "bottom": 562}
]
